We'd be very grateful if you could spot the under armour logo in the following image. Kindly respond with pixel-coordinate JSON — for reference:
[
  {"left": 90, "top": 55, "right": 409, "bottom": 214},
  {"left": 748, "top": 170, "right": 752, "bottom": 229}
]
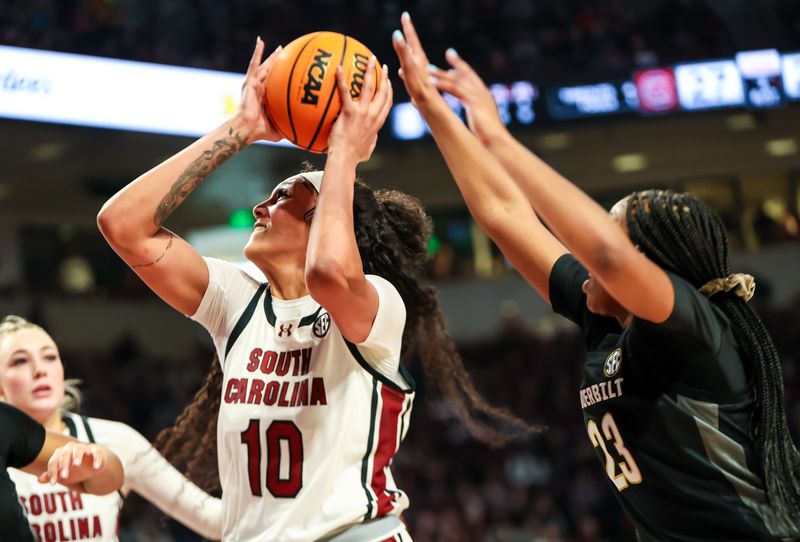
[{"left": 278, "top": 323, "right": 293, "bottom": 337}]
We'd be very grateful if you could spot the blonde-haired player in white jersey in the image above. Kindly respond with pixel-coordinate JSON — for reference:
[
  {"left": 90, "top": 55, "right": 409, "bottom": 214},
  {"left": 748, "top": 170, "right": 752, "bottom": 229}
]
[
  {"left": 98, "top": 37, "right": 535, "bottom": 541},
  {"left": 0, "top": 315, "right": 222, "bottom": 541}
]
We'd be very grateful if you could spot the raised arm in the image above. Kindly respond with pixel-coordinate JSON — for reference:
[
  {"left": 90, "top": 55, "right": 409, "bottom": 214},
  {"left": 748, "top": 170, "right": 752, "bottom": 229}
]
[
  {"left": 27, "top": 435, "right": 124, "bottom": 496},
  {"left": 304, "top": 58, "right": 393, "bottom": 342},
  {"left": 424, "top": 19, "right": 673, "bottom": 322},
  {"left": 120, "top": 426, "right": 222, "bottom": 540},
  {"left": 392, "top": 15, "right": 567, "bottom": 303},
  {"left": 97, "top": 38, "right": 283, "bottom": 316}
]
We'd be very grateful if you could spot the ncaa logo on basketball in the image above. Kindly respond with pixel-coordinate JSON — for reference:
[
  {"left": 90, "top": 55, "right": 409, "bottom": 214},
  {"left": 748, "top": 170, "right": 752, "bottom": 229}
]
[
  {"left": 301, "top": 48, "right": 333, "bottom": 106},
  {"left": 603, "top": 348, "right": 622, "bottom": 377},
  {"left": 313, "top": 312, "right": 331, "bottom": 338}
]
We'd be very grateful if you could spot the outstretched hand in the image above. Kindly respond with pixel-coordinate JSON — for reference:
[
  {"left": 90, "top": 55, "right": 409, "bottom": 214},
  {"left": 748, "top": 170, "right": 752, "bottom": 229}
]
[
  {"left": 38, "top": 442, "right": 108, "bottom": 488},
  {"left": 430, "top": 49, "right": 507, "bottom": 145},
  {"left": 391, "top": 12, "right": 441, "bottom": 109},
  {"left": 236, "top": 37, "right": 284, "bottom": 144},
  {"left": 327, "top": 56, "right": 393, "bottom": 164}
]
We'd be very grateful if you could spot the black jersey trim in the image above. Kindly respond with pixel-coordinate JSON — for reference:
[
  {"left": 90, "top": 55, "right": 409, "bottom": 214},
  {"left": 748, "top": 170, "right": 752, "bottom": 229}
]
[
  {"left": 63, "top": 415, "right": 78, "bottom": 438},
  {"left": 263, "top": 287, "right": 326, "bottom": 328},
  {"left": 226, "top": 283, "right": 268, "bottom": 363},
  {"left": 344, "top": 339, "right": 415, "bottom": 393},
  {"left": 299, "top": 306, "right": 323, "bottom": 327},
  {"left": 361, "top": 379, "right": 379, "bottom": 521},
  {"left": 80, "top": 416, "right": 96, "bottom": 443},
  {"left": 62, "top": 414, "right": 95, "bottom": 443},
  {"left": 398, "top": 395, "right": 411, "bottom": 445},
  {"left": 63, "top": 414, "right": 125, "bottom": 500},
  {"left": 263, "top": 285, "right": 277, "bottom": 326}
]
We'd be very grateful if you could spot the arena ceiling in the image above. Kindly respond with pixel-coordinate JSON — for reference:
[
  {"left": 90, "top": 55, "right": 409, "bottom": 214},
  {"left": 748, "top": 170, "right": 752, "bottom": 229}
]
[{"left": 1, "top": 105, "right": 799, "bottom": 233}]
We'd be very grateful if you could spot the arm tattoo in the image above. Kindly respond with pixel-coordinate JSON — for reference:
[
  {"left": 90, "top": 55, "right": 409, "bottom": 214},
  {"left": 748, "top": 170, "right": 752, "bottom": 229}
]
[
  {"left": 154, "top": 127, "right": 247, "bottom": 227},
  {"left": 132, "top": 234, "right": 174, "bottom": 268}
]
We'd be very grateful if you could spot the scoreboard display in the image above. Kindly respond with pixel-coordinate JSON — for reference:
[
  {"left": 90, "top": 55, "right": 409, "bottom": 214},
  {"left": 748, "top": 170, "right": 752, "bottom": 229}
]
[{"left": 390, "top": 48, "right": 800, "bottom": 140}]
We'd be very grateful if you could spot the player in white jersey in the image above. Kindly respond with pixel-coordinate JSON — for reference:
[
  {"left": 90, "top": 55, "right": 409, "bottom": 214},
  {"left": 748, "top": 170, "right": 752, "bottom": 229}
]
[
  {"left": 0, "top": 316, "right": 223, "bottom": 541},
  {"left": 98, "top": 38, "right": 534, "bottom": 541},
  {"left": 189, "top": 256, "right": 414, "bottom": 541}
]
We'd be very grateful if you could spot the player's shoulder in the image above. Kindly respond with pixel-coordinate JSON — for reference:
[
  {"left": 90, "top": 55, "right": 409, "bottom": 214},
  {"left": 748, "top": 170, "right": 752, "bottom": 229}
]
[
  {"left": 365, "top": 273, "right": 395, "bottom": 289},
  {"left": 64, "top": 413, "right": 148, "bottom": 445},
  {"left": 207, "top": 257, "right": 262, "bottom": 286},
  {"left": 365, "top": 274, "right": 403, "bottom": 302}
]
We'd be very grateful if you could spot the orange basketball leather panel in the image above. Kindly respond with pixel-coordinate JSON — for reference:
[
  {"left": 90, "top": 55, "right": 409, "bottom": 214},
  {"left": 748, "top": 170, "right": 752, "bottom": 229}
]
[{"left": 265, "top": 32, "right": 379, "bottom": 153}]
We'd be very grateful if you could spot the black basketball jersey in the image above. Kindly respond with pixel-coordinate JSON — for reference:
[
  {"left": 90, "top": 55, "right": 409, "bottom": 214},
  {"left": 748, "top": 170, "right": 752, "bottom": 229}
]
[
  {"left": 549, "top": 254, "right": 796, "bottom": 541},
  {"left": 0, "top": 403, "right": 45, "bottom": 542}
]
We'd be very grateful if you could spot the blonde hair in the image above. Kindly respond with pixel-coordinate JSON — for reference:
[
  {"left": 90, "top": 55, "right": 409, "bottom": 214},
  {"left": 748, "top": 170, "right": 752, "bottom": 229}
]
[{"left": 0, "top": 315, "right": 82, "bottom": 413}]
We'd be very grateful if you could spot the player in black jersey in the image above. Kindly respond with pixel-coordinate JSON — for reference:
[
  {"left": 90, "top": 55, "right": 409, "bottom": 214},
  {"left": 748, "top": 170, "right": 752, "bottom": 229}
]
[
  {"left": 394, "top": 13, "right": 800, "bottom": 541},
  {"left": 0, "top": 402, "right": 124, "bottom": 542}
]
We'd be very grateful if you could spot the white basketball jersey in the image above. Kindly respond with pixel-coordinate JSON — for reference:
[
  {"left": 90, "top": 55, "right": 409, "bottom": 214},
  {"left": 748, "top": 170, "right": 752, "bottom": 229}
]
[
  {"left": 10, "top": 412, "right": 223, "bottom": 542},
  {"left": 193, "top": 258, "right": 415, "bottom": 542},
  {"left": 10, "top": 414, "right": 124, "bottom": 541}
]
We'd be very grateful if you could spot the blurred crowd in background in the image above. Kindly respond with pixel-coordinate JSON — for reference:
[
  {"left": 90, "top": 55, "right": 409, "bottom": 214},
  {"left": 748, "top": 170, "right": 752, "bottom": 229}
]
[{"left": 2, "top": 0, "right": 800, "bottom": 85}]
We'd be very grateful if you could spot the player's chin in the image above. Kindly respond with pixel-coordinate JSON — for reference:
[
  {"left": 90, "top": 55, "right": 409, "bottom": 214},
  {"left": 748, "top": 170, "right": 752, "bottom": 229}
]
[
  {"left": 243, "top": 238, "right": 260, "bottom": 260},
  {"left": 585, "top": 296, "right": 610, "bottom": 317}
]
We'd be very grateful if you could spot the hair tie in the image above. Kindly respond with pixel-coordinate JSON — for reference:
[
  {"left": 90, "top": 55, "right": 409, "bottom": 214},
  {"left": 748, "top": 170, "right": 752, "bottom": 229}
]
[{"left": 699, "top": 273, "right": 756, "bottom": 302}]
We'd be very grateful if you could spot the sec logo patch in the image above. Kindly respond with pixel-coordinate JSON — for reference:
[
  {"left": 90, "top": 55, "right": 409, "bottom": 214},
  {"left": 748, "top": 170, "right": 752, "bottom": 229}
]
[
  {"left": 603, "top": 348, "right": 622, "bottom": 377},
  {"left": 313, "top": 312, "right": 331, "bottom": 338}
]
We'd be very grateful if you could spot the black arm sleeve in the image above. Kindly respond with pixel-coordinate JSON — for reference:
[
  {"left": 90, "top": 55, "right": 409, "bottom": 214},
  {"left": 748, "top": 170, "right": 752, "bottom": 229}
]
[
  {"left": 549, "top": 254, "right": 621, "bottom": 350},
  {"left": 0, "top": 403, "right": 46, "bottom": 469}
]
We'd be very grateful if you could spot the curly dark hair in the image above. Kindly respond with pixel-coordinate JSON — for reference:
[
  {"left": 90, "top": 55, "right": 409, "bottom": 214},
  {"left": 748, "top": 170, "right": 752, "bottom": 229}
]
[
  {"left": 626, "top": 189, "right": 800, "bottom": 534},
  {"left": 156, "top": 173, "right": 539, "bottom": 493},
  {"left": 154, "top": 355, "right": 223, "bottom": 494}
]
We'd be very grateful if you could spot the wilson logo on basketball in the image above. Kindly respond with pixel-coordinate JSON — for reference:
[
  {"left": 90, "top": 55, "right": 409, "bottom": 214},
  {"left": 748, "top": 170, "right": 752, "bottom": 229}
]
[
  {"left": 349, "top": 52, "right": 369, "bottom": 98},
  {"left": 301, "top": 48, "right": 333, "bottom": 106}
]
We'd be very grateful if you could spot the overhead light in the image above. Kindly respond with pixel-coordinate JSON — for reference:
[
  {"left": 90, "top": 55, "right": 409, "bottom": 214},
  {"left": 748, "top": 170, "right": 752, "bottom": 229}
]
[
  {"left": 725, "top": 113, "right": 756, "bottom": 131},
  {"left": 28, "top": 142, "right": 68, "bottom": 162},
  {"left": 536, "top": 132, "right": 572, "bottom": 151},
  {"left": 765, "top": 138, "right": 798, "bottom": 157},
  {"left": 58, "top": 256, "right": 95, "bottom": 294},
  {"left": 611, "top": 153, "right": 648, "bottom": 173}
]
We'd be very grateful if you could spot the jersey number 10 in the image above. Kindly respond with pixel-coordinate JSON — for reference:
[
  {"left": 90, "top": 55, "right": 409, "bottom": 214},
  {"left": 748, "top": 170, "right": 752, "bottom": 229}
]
[
  {"left": 586, "top": 412, "right": 642, "bottom": 491},
  {"left": 241, "top": 419, "right": 304, "bottom": 498}
]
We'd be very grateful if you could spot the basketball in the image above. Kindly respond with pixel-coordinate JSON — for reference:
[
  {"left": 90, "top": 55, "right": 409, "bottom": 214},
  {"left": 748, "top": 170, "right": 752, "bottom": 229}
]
[{"left": 265, "top": 32, "right": 380, "bottom": 153}]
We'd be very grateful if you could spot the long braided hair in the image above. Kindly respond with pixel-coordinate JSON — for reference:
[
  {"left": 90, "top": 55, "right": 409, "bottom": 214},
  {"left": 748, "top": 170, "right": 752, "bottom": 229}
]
[
  {"left": 626, "top": 189, "right": 800, "bottom": 530},
  {"left": 156, "top": 175, "right": 538, "bottom": 493}
]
